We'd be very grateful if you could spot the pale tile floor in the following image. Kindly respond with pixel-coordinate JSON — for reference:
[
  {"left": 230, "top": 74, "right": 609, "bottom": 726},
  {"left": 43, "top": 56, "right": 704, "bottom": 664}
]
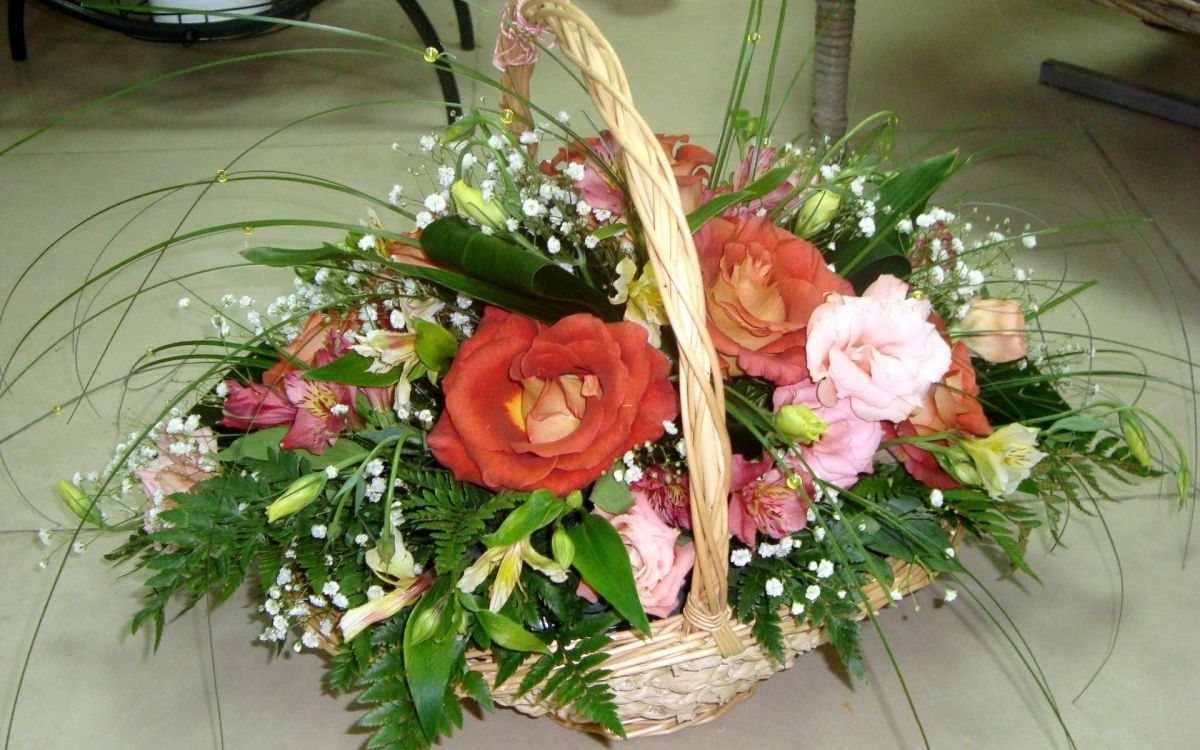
[{"left": 2, "top": 0, "right": 1199, "bottom": 748}]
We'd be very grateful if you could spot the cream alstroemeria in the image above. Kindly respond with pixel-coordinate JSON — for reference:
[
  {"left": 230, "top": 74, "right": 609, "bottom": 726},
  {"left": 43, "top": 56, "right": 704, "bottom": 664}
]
[
  {"left": 352, "top": 329, "right": 420, "bottom": 374},
  {"left": 365, "top": 532, "right": 419, "bottom": 583},
  {"left": 609, "top": 257, "right": 667, "bottom": 348},
  {"left": 338, "top": 572, "right": 432, "bottom": 641},
  {"left": 457, "top": 537, "right": 567, "bottom": 612},
  {"left": 959, "top": 423, "right": 1047, "bottom": 497}
]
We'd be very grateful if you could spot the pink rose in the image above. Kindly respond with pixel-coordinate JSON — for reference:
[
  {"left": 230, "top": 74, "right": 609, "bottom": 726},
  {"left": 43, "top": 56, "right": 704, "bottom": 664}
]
[
  {"left": 805, "top": 275, "right": 952, "bottom": 423},
  {"left": 728, "top": 454, "right": 809, "bottom": 546},
  {"left": 577, "top": 495, "right": 695, "bottom": 618},
  {"left": 773, "top": 379, "right": 882, "bottom": 488},
  {"left": 135, "top": 426, "right": 219, "bottom": 502},
  {"left": 957, "top": 296, "right": 1028, "bottom": 364}
]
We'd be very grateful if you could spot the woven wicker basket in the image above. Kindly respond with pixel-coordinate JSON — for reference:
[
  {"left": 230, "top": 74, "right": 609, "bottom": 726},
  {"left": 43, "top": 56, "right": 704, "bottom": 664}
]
[
  {"left": 1089, "top": 0, "right": 1200, "bottom": 32},
  {"left": 445, "top": 0, "right": 943, "bottom": 738}
]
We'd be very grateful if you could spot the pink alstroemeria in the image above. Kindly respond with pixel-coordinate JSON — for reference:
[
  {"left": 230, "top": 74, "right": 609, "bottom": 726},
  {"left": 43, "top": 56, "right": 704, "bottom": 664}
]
[
  {"left": 279, "top": 368, "right": 360, "bottom": 454},
  {"left": 219, "top": 381, "right": 297, "bottom": 430},
  {"left": 728, "top": 454, "right": 810, "bottom": 545}
]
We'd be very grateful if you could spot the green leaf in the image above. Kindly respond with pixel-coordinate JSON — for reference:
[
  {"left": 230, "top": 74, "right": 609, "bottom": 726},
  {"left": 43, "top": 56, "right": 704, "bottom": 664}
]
[
  {"left": 833, "top": 151, "right": 960, "bottom": 284},
  {"left": 474, "top": 610, "right": 550, "bottom": 654},
  {"left": 294, "top": 438, "right": 368, "bottom": 470},
  {"left": 420, "top": 216, "right": 620, "bottom": 321},
  {"left": 460, "top": 670, "right": 495, "bottom": 712},
  {"left": 687, "top": 165, "right": 795, "bottom": 232},
  {"left": 566, "top": 514, "right": 651, "bottom": 636},
  {"left": 403, "top": 582, "right": 461, "bottom": 739},
  {"left": 589, "top": 471, "right": 635, "bottom": 515},
  {"left": 241, "top": 243, "right": 349, "bottom": 267},
  {"left": 482, "top": 490, "right": 565, "bottom": 547},
  {"left": 411, "top": 317, "right": 459, "bottom": 374},
  {"left": 217, "top": 426, "right": 287, "bottom": 462},
  {"left": 589, "top": 223, "right": 628, "bottom": 240},
  {"left": 303, "top": 352, "right": 403, "bottom": 387},
  {"left": 827, "top": 615, "right": 866, "bottom": 682}
]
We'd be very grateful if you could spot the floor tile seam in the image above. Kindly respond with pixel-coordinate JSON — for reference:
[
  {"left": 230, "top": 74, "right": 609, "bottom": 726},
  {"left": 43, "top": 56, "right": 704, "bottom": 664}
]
[{"left": 1079, "top": 123, "right": 1200, "bottom": 293}]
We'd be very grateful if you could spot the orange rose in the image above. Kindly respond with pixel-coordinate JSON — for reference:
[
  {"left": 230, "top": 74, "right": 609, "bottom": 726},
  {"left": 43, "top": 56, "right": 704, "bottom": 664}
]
[
  {"left": 909, "top": 342, "right": 992, "bottom": 438},
  {"left": 696, "top": 214, "right": 853, "bottom": 384},
  {"left": 890, "top": 342, "right": 992, "bottom": 489},
  {"left": 428, "top": 308, "right": 677, "bottom": 495}
]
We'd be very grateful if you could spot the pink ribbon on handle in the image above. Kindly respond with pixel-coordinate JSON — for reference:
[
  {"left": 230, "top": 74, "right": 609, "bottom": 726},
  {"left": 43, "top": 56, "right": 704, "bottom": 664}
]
[{"left": 493, "top": 0, "right": 555, "bottom": 71}]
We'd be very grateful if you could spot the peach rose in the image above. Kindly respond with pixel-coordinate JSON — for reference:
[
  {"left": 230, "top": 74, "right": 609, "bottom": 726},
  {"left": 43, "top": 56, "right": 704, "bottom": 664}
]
[
  {"left": 696, "top": 214, "right": 854, "bottom": 384},
  {"left": 806, "top": 275, "right": 951, "bottom": 423},
  {"left": 957, "top": 297, "right": 1027, "bottom": 364},
  {"left": 577, "top": 495, "right": 695, "bottom": 618},
  {"left": 909, "top": 342, "right": 992, "bottom": 438}
]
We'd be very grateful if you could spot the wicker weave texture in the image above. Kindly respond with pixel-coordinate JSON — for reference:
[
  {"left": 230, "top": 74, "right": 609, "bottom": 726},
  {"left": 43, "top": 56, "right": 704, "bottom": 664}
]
[
  {"left": 1089, "top": 0, "right": 1200, "bottom": 31},
  {"left": 467, "top": 557, "right": 934, "bottom": 738}
]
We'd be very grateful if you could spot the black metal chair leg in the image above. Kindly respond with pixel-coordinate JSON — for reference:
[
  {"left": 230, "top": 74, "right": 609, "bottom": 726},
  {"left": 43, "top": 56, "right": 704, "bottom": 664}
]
[
  {"left": 395, "top": 0, "right": 463, "bottom": 124},
  {"left": 9, "top": 0, "right": 29, "bottom": 61},
  {"left": 452, "top": 0, "right": 474, "bottom": 51}
]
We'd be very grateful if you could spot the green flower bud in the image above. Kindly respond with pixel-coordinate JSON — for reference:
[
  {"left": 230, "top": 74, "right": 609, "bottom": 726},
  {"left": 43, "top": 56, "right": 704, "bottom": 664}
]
[
  {"left": 265, "top": 473, "right": 327, "bottom": 523},
  {"left": 1118, "top": 409, "right": 1153, "bottom": 469},
  {"left": 58, "top": 480, "right": 102, "bottom": 527},
  {"left": 1177, "top": 465, "right": 1192, "bottom": 507},
  {"left": 564, "top": 490, "right": 584, "bottom": 511},
  {"left": 551, "top": 525, "right": 575, "bottom": 569},
  {"left": 407, "top": 604, "right": 441, "bottom": 645},
  {"left": 775, "top": 404, "right": 828, "bottom": 444},
  {"left": 794, "top": 188, "right": 841, "bottom": 237},
  {"left": 451, "top": 180, "right": 507, "bottom": 229}
]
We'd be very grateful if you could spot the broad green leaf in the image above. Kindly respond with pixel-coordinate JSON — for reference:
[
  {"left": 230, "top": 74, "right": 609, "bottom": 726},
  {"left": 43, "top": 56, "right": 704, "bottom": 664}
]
[
  {"left": 832, "top": 151, "right": 960, "bottom": 284},
  {"left": 482, "top": 490, "right": 564, "bottom": 547},
  {"left": 403, "top": 581, "right": 460, "bottom": 739},
  {"left": 295, "top": 438, "right": 368, "bottom": 469},
  {"left": 411, "top": 317, "right": 459, "bottom": 373},
  {"left": 474, "top": 610, "right": 550, "bottom": 654},
  {"left": 687, "top": 164, "right": 795, "bottom": 232},
  {"left": 589, "top": 471, "right": 635, "bottom": 515},
  {"left": 566, "top": 514, "right": 651, "bottom": 636},
  {"left": 217, "top": 426, "right": 287, "bottom": 462},
  {"left": 303, "top": 352, "right": 403, "bottom": 387},
  {"left": 420, "top": 216, "right": 620, "bottom": 321}
]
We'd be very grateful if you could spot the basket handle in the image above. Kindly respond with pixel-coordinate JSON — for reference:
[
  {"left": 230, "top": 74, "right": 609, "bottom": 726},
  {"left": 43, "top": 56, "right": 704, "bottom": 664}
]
[{"left": 497, "top": 0, "right": 740, "bottom": 656}]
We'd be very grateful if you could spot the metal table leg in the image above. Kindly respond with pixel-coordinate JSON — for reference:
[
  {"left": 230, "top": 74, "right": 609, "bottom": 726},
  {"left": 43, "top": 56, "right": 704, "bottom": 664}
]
[
  {"left": 396, "top": 0, "right": 464, "bottom": 123},
  {"left": 8, "top": 0, "right": 28, "bottom": 61}
]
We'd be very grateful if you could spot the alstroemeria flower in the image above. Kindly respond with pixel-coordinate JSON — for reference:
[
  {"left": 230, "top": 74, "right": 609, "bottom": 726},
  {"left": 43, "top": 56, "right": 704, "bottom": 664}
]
[
  {"left": 219, "top": 381, "right": 297, "bottom": 430},
  {"left": 351, "top": 329, "right": 419, "bottom": 374},
  {"left": 279, "top": 353, "right": 361, "bottom": 454},
  {"left": 959, "top": 423, "right": 1046, "bottom": 497},
  {"left": 339, "top": 572, "right": 433, "bottom": 641},
  {"left": 609, "top": 257, "right": 667, "bottom": 348},
  {"left": 728, "top": 454, "right": 809, "bottom": 545},
  {"left": 457, "top": 537, "right": 567, "bottom": 612}
]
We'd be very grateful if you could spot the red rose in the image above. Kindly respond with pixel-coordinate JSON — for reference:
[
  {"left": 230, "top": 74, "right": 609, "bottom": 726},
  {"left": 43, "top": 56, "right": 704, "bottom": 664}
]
[
  {"left": 696, "top": 214, "right": 854, "bottom": 384},
  {"left": 428, "top": 308, "right": 677, "bottom": 495}
]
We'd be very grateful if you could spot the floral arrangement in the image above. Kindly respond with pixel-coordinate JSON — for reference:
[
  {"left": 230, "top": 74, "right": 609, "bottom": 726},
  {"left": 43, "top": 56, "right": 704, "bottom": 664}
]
[{"left": 10, "top": 2, "right": 1191, "bottom": 749}]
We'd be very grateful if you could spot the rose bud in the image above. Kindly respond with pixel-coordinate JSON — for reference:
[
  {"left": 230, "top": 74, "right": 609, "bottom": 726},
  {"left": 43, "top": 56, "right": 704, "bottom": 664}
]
[
  {"left": 957, "top": 297, "right": 1028, "bottom": 364},
  {"left": 794, "top": 188, "right": 841, "bottom": 238},
  {"left": 265, "top": 473, "right": 328, "bottom": 523},
  {"left": 451, "top": 180, "right": 507, "bottom": 229},
  {"left": 775, "top": 403, "right": 828, "bottom": 444}
]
